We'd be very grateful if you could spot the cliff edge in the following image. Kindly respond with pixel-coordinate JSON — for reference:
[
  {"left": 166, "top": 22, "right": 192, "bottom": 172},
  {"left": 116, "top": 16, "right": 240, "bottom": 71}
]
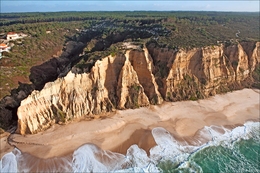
[{"left": 17, "top": 41, "right": 260, "bottom": 134}]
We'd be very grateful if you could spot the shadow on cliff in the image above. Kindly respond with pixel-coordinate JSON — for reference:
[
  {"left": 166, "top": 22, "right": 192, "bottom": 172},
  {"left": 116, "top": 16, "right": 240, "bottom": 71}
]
[{"left": 0, "top": 23, "right": 170, "bottom": 132}]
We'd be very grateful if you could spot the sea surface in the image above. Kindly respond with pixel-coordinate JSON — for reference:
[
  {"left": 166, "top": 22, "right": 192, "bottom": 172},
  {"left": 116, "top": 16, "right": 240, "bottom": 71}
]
[{"left": 0, "top": 121, "right": 259, "bottom": 173}]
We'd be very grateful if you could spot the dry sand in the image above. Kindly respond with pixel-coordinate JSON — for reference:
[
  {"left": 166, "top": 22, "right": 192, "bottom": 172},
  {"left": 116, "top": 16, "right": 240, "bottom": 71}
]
[{"left": 1, "top": 88, "right": 259, "bottom": 159}]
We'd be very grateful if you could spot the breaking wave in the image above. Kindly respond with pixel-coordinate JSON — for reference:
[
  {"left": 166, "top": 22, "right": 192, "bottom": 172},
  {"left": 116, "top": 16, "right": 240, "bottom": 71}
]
[{"left": 1, "top": 121, "right": 259, "bottom": 172}]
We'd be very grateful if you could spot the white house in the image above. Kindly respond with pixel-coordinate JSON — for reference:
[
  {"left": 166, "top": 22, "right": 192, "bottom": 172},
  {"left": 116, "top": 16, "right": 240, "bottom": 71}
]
[
  {"left": 7, "top": 32, "right": 19, "bottom": 40},
  {"left": 0, "top": 43, "right": 10, "bottom": 51},
  {"left": 0, "top": 43, "right": 11, "bottom": 59}
]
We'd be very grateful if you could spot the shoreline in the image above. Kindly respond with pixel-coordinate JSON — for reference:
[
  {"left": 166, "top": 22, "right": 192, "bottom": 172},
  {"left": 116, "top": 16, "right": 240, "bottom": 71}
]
[{"left": 1, "top": 88, "right": 259, "bottom": 159}]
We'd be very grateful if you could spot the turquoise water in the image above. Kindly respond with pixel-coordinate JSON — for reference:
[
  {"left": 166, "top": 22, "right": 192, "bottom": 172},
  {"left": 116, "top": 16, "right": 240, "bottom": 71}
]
[
  {"left": 191, "top": 138, "right": 260, "bottom": 173},
  {"left": 158, "top": 123, "right": 260, "bottom": 173},
  {"left": 1, "top": 122, "right": 259, "bottom": 172}
]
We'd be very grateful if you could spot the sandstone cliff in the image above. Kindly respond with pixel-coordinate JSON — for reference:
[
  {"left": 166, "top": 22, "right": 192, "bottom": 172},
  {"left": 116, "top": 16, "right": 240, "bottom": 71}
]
[
  {"left": 0, "top": 24, "right": 170, "bottom": 131},
  {"left": 17, "top": 42, "right": 260, "bottom": 134}
]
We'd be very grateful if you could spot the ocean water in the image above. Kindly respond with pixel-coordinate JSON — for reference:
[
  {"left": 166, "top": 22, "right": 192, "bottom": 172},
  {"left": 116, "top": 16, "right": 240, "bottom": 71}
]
[{"left": 0, "top": 121, "right": 259, "bottom": 173}]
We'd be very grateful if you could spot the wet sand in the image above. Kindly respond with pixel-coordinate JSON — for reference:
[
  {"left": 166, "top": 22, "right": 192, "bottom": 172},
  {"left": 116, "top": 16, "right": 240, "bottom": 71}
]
[
  {"left": 1, "top": 88, "right": 259, "bottom": 159},
  {"left": 0, "top": 132, "right": 13, "bottom": 159}
]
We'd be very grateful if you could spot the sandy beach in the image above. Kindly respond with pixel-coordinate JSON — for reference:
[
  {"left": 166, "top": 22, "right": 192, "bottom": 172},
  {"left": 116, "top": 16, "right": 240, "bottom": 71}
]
[{"left": 1, "top": 88, "right": 259, "bottom": 159}]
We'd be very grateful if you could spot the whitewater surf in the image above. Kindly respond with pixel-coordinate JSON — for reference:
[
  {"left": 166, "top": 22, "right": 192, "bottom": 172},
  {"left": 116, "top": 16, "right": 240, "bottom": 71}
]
[
  {"left": 1, "top": 122, "right": 259, "bottom": 172},
  {"left": 0, "top": 89, "right": 259, "bottom": 172}
]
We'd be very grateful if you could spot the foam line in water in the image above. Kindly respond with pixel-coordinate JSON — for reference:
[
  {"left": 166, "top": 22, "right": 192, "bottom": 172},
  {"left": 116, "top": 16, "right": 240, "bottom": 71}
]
[
  {"left": 0, "top": 121, "right": 259, "bottom": 172},
  {"left": 1, "top": 151, "right": 17, "bottom": 172},
  {"left": 72, "top": 143, "right": 125, "bottom": 172}
]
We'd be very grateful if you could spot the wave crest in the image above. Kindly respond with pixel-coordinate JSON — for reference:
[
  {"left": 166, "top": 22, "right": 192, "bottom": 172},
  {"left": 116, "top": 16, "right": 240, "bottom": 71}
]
[{"left": 1, "top": 121, "right": 259, "bottom": 172}]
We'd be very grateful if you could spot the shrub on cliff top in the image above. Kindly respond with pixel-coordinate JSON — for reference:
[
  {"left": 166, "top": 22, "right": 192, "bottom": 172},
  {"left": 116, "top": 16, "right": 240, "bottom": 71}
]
[
  {"left": 252, "top": 65, "right": 260, "bottom": 89},
  {"left": 0, "top": 128, "right": 5, "bottom": 134}
]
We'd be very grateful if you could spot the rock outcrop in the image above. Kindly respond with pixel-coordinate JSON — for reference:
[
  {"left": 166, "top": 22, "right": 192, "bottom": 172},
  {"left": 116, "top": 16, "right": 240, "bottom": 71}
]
[{"left": 17, "top": 41, "right": 260, "bottom": 134}]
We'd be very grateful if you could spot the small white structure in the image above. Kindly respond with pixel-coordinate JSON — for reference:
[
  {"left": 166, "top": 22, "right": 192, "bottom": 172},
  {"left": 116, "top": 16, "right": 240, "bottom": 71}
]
[
  {"left": 0, "top": 43, "right": 10, "bottom": 51},
  {"left": 7, "top": 32, "right": 19, "bottom": 40},
  {"left": 0, "top": 43, "right": 11, "bottom": 59}
]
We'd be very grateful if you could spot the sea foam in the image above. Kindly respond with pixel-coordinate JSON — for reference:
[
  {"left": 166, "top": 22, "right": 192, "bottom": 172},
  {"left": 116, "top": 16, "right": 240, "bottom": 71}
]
[{"left": 0, "top": 121, "right": 259, "bottom": 172}]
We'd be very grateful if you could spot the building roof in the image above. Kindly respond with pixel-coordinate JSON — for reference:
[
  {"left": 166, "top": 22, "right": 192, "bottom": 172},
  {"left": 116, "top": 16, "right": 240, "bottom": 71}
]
[
  {"left": 0, "top": 43, "right": 7, "bottom": 47},
  {"left": 7, "top": 32, "right": 17, "bottom": 35}
]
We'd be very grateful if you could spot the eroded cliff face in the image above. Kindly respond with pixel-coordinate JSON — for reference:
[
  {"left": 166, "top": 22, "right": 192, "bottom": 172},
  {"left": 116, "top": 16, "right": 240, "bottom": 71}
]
[
  {"left": 17, "top": 50, "right": 163, "bottom": 134},
  {"left": 17, "top": 42, "right": 260, "bottom": 134},
  {"left": 148, "top": 41, "right": 259, "bottom": 100}
]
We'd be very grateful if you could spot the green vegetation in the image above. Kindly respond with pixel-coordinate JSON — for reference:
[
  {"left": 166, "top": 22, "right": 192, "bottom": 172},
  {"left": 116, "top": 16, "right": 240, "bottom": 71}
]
[
  {"left": 51, "top": 105, "right": 67, "bottom": 123},
  {"left": 57, "top": 108, "right": 66, "bottom": 123},
  {"left": 166, "top": 75, "right": 204, "bottom": 102},
  {"left": 150, "top": 94, "right": 159, "bottom": 105},
  {"left": 1, "top": 11, "right": 258, "bottom": 48},
  {"left": 156, "top": 63, "right": 169, "bottom": 78},
  {"left": 125, "top": 84, "right": 142, "bottom": 108},
  {"left": 190, "top": 94, "right": 199, "bottom": 101},
  {"left": 0, "top": 11, "right": 259, "bottom": 99},
  {"left": 131, "top": 84, "right": 141, "bottom": 92},
  {"left": 252, "top": 65, "right": 260, "bottom": 89},
  {"left": 0, "top": 127, "right": 5, "bottom": 134},
  {"left": 131, "top": 84, "right": 141, "bottom": 108},
  {"left": 0, "top": 21, "right": 80, "bottom": 98},
  {"left": 216, "top": 85, "right": 232, "bottom": 94}
]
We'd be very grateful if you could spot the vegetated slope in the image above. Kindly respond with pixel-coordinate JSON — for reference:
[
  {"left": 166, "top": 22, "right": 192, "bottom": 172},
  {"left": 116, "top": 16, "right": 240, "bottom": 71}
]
[
  {"left": 17, "top": 41, "right": 259, "bottom": 134},
  {"left": 0, "top": 22, "right": 80, "bottom": 99}
]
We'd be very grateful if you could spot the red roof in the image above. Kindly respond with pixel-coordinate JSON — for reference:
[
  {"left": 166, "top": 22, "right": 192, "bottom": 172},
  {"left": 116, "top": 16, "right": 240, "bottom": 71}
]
[
  {"left": 0, "top": 43, "right": 7, "bottom": 48},
  {"left": 7, "top": 32, "right": 17, "bottom": 35}
]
